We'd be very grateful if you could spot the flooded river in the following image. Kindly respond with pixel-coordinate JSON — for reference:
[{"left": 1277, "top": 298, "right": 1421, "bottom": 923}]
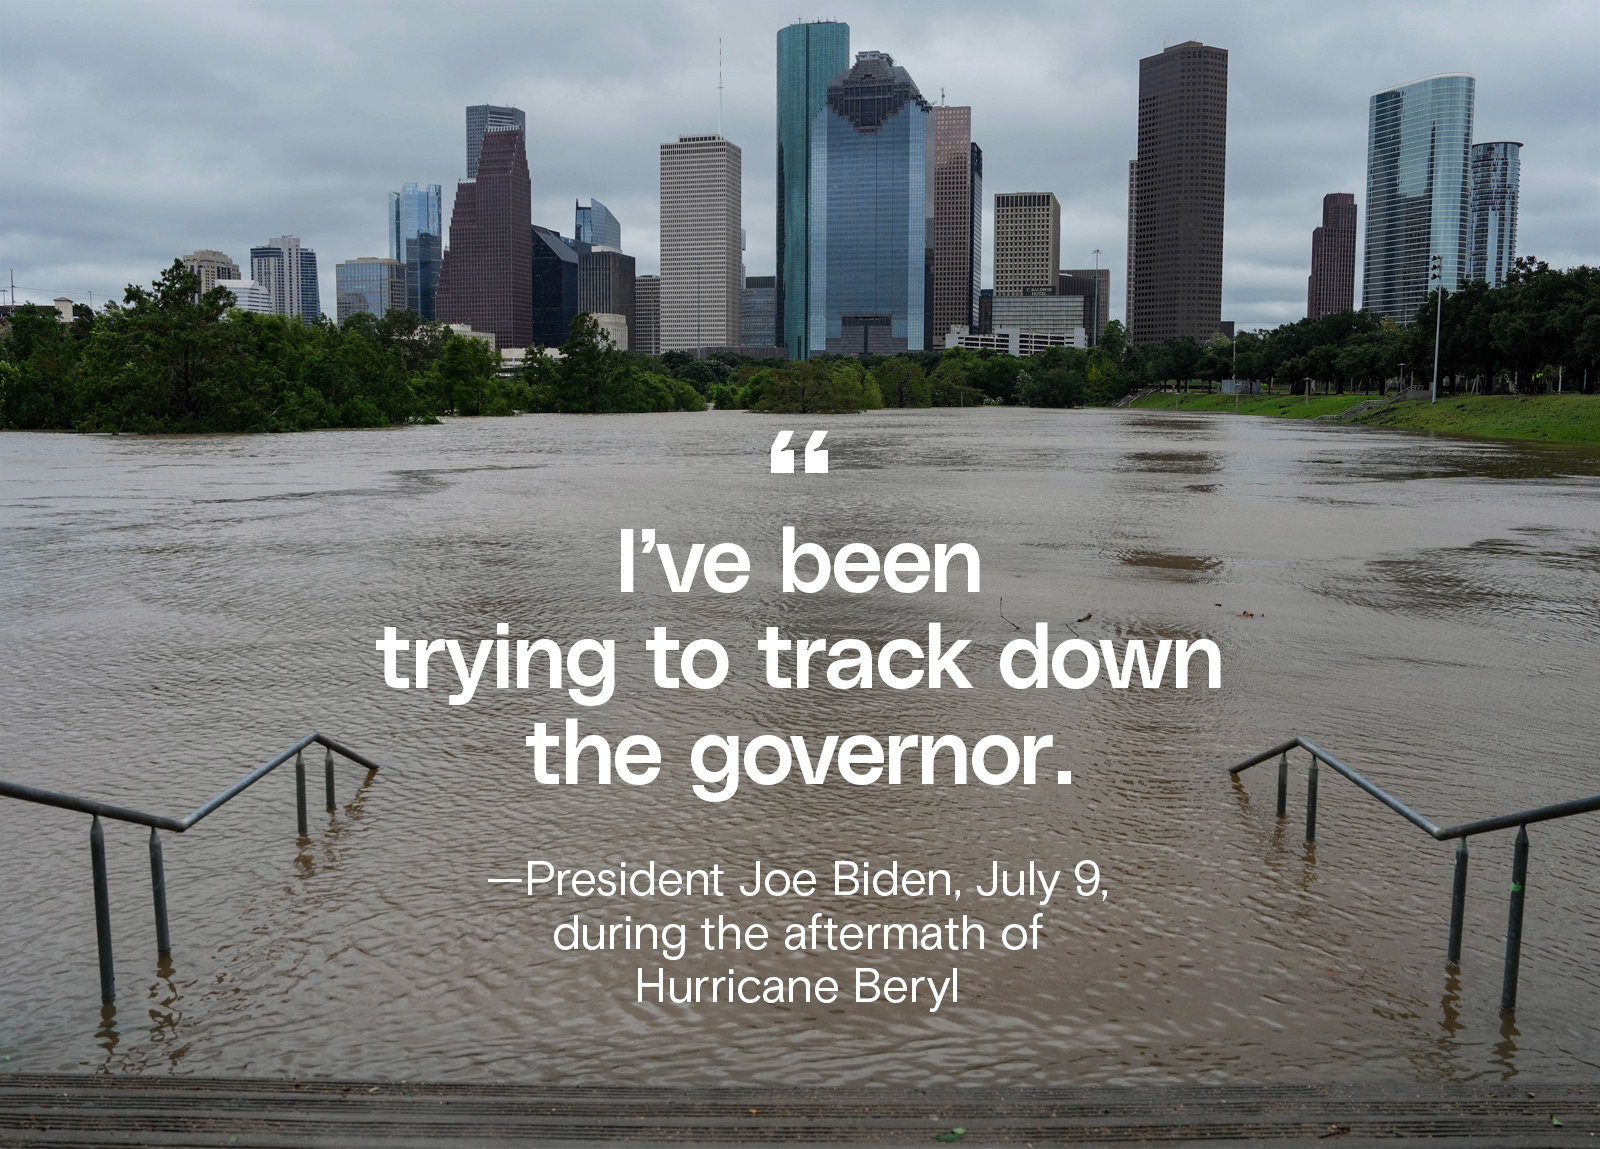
[{"left": 2, "top": 408, "right": 1597, "bottom": 1084}]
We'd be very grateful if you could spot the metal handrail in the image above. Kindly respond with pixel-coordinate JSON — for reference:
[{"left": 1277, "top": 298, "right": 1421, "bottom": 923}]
[
  {"left": 0, "top": 731, "right": 382, "bottom": 833},
  {"left": 1228, "top": 736, "right": 1600, "bottom": 1012},
  {"left": 0, "top": 731, "right": 383, "bottom": 1004}
]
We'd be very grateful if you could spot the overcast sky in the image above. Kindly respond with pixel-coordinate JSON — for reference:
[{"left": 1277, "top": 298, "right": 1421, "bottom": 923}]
[{"left": 3, "top": 1, "right": 1596, "bottom": 331}]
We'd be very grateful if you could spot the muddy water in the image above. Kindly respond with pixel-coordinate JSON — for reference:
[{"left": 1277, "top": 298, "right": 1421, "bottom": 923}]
[{"left": 1, "top": 408, "right": 1597, "bottom": 1084}]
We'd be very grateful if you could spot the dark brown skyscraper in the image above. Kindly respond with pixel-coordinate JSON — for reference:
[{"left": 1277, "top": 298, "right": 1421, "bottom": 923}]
[
  {"left": 1127, "top": 41, "right": 1227, "bottom": 345},
  {"left": 1307, "top": 193, "right": 1357, "bottom": 319},
  {"left": 931, "top": 105, "right": 982, "bottom": 336},
  {"left": 436, "top": 126, "right": 532, "bottom": 349}
]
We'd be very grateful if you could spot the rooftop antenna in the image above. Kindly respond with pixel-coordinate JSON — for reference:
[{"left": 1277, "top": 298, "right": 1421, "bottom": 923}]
[
  {"left": 717, "top": 39, "right": 724, "bottom": 136},
  {"left": 941, "top": 86, "right": 946, "bottom": 106}
]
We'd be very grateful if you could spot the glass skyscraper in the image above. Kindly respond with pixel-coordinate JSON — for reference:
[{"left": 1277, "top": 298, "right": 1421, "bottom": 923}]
[
  {"left": 465, "top": 105, "right": 525, "bottom": 179},
  {"left": 574, "top": 199, "right": 622, "bottom": 250},
  {"left": 1468, "top": 141, "right": 1521, "bottom": 289},
  {"left": 1362, "top": 74, "right": 1475, "bottom": 323},
  {"left": 808, "top": 51, "right": 932, "bottom": 356},
  {"left": 776, "top": 20, "right": 850, "bottom": 358},
  {"left": 389, "top": 182, "right": 442, "bottom": 319}
]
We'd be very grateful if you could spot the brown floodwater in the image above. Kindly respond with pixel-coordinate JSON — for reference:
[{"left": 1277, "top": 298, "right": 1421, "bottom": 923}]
[{"left": 1, "top": 407, "right": 1597, "bottom": 1085}]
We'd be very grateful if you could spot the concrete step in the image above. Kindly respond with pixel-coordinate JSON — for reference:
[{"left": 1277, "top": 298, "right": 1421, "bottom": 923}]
[{"left": 1, "top": 1075, "right": 1594, "bottom": 1147}]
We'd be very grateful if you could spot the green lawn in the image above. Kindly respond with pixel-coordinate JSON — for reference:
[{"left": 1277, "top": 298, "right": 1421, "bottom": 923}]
[
  {"left": 1124, "top": 389, "right": 1600, "bottom": 443},
  {"left": 1353, "top": 393, "right": 1600, "bottom": 443},
  {"left": 1126, "top": 390, "right": 1376, "bottom": 419}
]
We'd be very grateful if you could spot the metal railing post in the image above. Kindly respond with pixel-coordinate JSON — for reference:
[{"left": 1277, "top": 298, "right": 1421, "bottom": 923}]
[
  {"left": 295, "top": 750, "right": 307, "bottom": 837},
  {"left": 1276, "top": 752, "right": 1288, "bottom": 817},
  {"left": 1500, "top": 826, "right": 1530, "bottom": 1011},
  {"left": 1304, "top": 754, "right": 1319, "bottom": 843},
  {"left": 1447, "top": 838, "right": 1468, "bottom": 965},
  {"left": 149, "top": 827, "right": 171, "bottom": 961},
  {"left": 324, "top": 747, "right": 335, "bottom": 812},
  {"left": 90, "top": 815, "right": 115, "bottom": 1004}
]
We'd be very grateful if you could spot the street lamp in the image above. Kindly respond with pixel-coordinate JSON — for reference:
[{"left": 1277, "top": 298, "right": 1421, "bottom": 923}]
[{"left": 1429, "top": 254, "right": 1445, "bottom": 404}]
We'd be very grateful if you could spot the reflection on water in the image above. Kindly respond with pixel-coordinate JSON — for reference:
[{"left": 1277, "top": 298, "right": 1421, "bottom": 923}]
[{"left": 1, "top": 407, "right": 1597, "bottom": 1087}]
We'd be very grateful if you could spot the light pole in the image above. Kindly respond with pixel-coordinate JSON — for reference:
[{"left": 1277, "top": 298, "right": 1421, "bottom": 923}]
[
  {"left": 1429, "top": 254, "right": 1444, "bottom": 404},
  {"left": 696, "top": 261, "right": 702, "bottom": 359}
]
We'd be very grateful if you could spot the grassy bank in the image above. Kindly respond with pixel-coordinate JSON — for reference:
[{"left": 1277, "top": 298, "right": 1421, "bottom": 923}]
[
  {"left": 1127, "top": 389, "right": 1600, "bottom": 443},
  {"left": 1127, "top": 390, "right": 1375, "bottom": 419},
  {"left": 1351, "top": 393, "right": 1600, "bottom": 442}
]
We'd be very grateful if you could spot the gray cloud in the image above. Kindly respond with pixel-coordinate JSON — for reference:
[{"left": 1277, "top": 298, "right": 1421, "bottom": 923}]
[{"left": 2, "top": 0, "right": 1595, "bottom": 331}]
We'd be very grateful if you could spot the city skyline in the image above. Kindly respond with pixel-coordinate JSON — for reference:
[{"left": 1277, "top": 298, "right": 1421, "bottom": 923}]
[{"left": 3, "top": 1, "right": 1595, "bottom": 332}]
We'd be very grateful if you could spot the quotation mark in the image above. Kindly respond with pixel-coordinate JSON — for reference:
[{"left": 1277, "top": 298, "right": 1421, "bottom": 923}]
[{"left": 770, "top": 430, "right": 829, "bottom": 474}]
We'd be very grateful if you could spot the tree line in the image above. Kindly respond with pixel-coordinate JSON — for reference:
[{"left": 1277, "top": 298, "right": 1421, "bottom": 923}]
[{"left": 5, "top": 258, "right": 1593, "bottom": 431}]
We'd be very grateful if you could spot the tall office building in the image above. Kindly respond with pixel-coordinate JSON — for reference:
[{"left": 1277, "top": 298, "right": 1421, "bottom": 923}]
[
  {"left": 531, "top": 225, "right": 579, "bottom": 347},
  {"left": 574, "top": 199, "right": 622, "bottom": 250},
  {"left": 659, "top": 134, "right": 742, "bottom": 352},
  {"left": 1124, "top": 161, "right": 1138, "bottom": 332},
  {"left": 1306, "top": 193, "right": 1357, "bottom": 319},
  {"left": 335, "top": 258, "right": 407, "bottom": 323},
  {"left": 810, "top": 51, "right": 933, "bottom": 356},
  {"left": 466, "top": 104, "right": 526, "bottom": 179},
  {"left": 389, "top": 182, "right": 443, "bottom": 319},
  {"left": 1469, "top": 141, "right": 1521, "bottom": 289},
  {"left": 742, "top": 275, "right": 776, "bottom": 346},
  {"left": 578, "top": 247, "right": 636, "bottom": 346},
  {"left": 932, "top": 105, "right": 982, "bottom": 336},
  {"left": 436, "top": 127, "right": 532, "bottom": 349},
  {"left": 180, "top": 250, "right": 239, "bottom": 300},
  {"left": 776, "top": 20, "right": 851, "bottom": 357},
  {"left": 1363, "top": 74, "right": 1474, "bottom": 322},
  {"left": 249, "top": 236, "right": 320, "bottom": 325},
  {"left": 633, "top": 275, "right": 661, "bottom": 355},
  {"left": 994, "top": 193, "right": 1059, "bottom": 298},
  {"left": 1127, "top": 41, "right": 1228, "bottom": 344},
  {"left": 1059, "top": 269, "right": 1110, "bottom": 346}
]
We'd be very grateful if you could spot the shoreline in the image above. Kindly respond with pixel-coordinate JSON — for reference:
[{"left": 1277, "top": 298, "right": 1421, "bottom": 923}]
[{"left": 1128, "top": 390, "right": 1600, "bottom": 444}]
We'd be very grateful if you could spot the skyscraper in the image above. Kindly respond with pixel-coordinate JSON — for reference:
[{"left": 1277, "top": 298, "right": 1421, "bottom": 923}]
[
  {"left": 633, "top": 275, "right": 661, "bottom": 355},
  {"left": 659, "top": 134, "right": 742, "bottom": 353},
  {"left": 577, "top": 247, "right": 637, "bottom": 345},
  {"left": 1363, "top": 74, "right": 1475, "bottom": 322},
  {"left": 335, "top": 258, "right": 407, "bottom": 323},
  {"left": 466, "top": 105, "right": 526, "bottom": 179},
  {"left": 249, "top": 236, "right": 320, "bottom": 325},
  {"left": 390, "top": 182, "right": 443, "bottom": 319},
  {"left": 1059, "top": 269, "right": 1110, "bottom": 346},
  {"left": 531, "top": 225, "right": 579, "bottom": 347},
  {"left": 776, "top": 20, "right": 851, "bottom": 358},
  {"left": 810, "top": 51, "right": 933, "bottom": 356},
  {"left": 932, "top": 105, "right": 982, "bottom": 337},
  {"left": 1469, "top": 141, "right": 1521, "bottom": 289},
  {"left": 179, "top": 250, "right": 239, "bottom": 300},
  {"left": 994, "top": 193, "right": 1059, "bottom": 298},
  {"left": 1127, "top": 41, "right": 1228, "bottom": 344},
  {"left": 1307, "top": 193, "right": 1357, "bottom": 319},
  {"left": 742, "top": 275, "right": 776, "bottom": 346},
  {"left": 574, "top": 199, "right": 622, "bottom": 250},
  {"left": 436, "top": 127, "right": 533, "bottom": 349}
]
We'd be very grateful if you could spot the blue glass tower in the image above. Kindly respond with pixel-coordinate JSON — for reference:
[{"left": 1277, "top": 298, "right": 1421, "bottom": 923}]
[
  {"left": 390, "top": 182, "right": 443, "bottom": 318},
  {"left": 776, "top": 20, "right": 850, "bottom": 358},
  {"left": 574, "top": 199, "right": 622, "bottom": 250},
  {"left": 1362, "top": 74, "right": 1475, "bottom": 323},
  {"left": 808, "top": 51, "right": 932, "bottom": 356},
  {"left": 1468, "top": 141, "right": 1521, "bottom": 289}
]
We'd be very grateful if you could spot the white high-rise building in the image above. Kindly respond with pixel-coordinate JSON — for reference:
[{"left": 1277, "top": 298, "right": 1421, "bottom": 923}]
[
  {"left": 659, "top": 134, "right": 742, "bottom": 352},
  {"left": 180, "top": 250, "right": 240, "bottom": 299},
  {"left": 249, "top": 235, "right": 321, "bottom": 325},
  {"left": 214, "top": 279, "right": 273, "bottom": 314}
]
